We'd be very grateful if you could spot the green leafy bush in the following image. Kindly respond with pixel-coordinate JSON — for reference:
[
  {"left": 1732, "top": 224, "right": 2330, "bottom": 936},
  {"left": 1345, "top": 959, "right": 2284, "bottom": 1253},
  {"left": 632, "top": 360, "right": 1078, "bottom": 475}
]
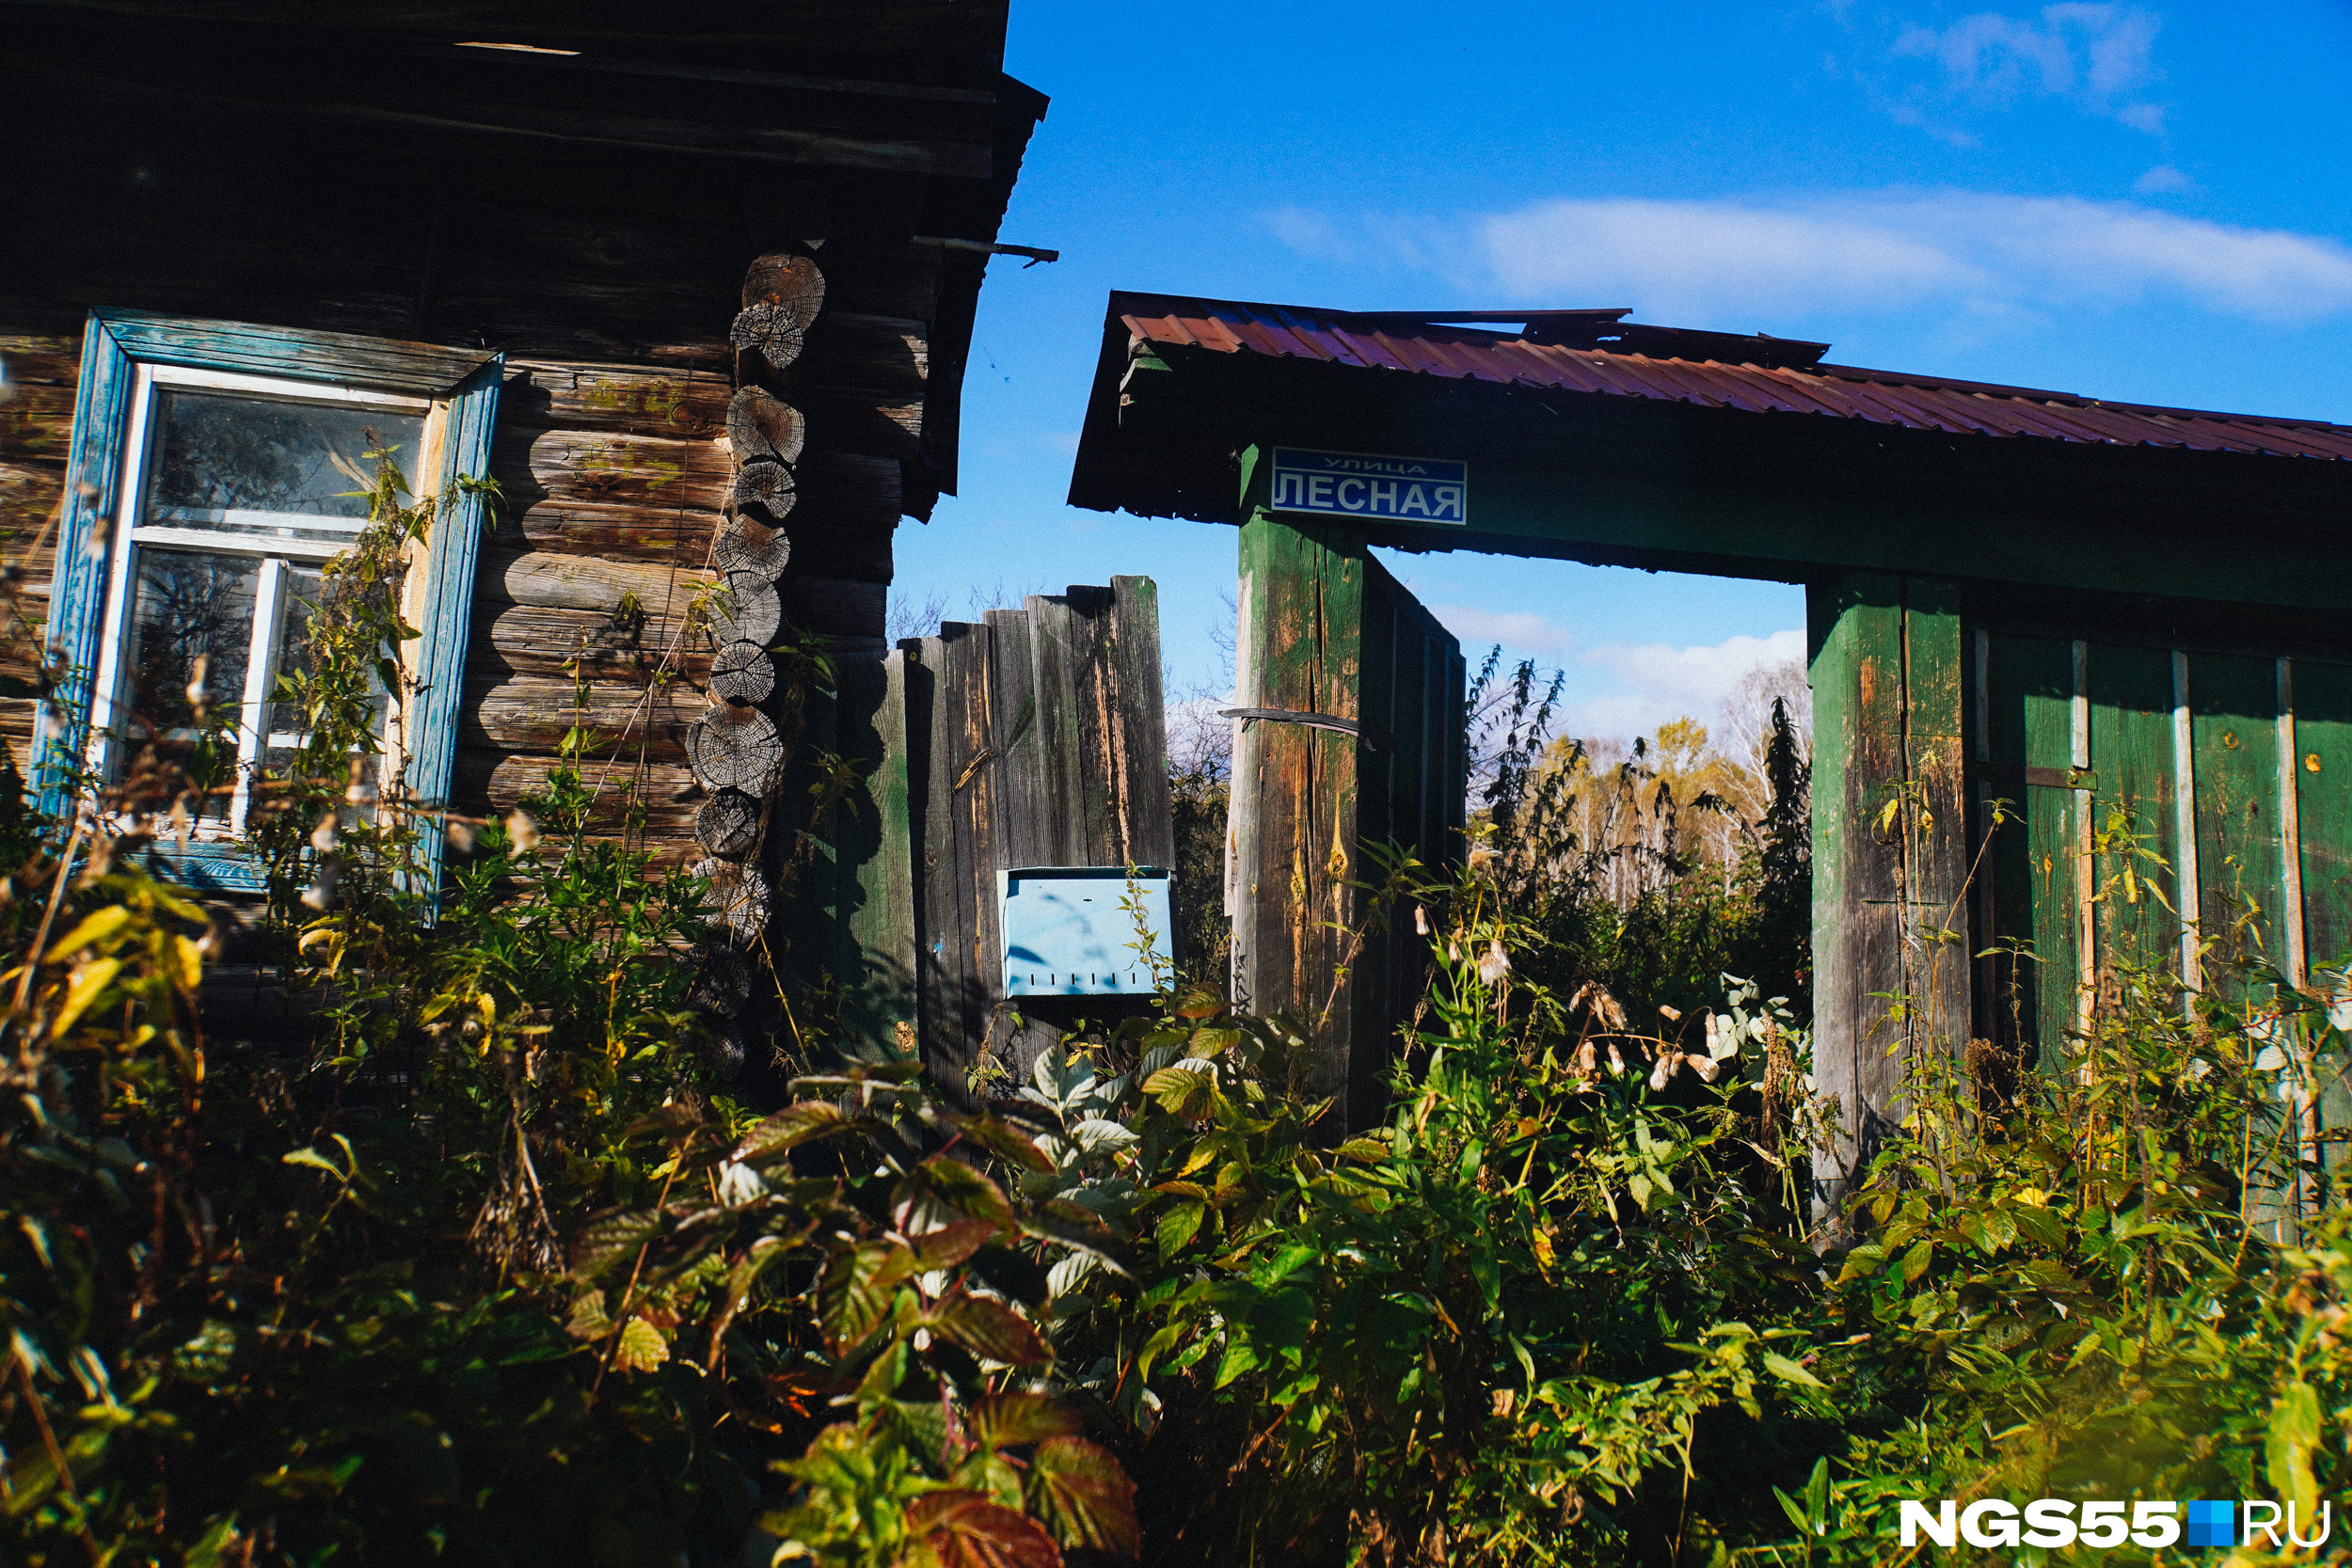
[{"left": 10, "top": 460, "right": 2351, "bottom": 1567}]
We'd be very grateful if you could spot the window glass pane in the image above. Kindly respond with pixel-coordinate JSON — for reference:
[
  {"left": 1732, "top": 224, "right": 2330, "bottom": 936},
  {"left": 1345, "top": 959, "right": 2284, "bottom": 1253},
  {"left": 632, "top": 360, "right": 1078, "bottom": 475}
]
[
  {"left": 144, "top": 389, "right": 424, "bottom": 540},
  {"left": 126, "top": 548, "right": 260, "bottom": 822},
  {"left": 263, "top": 566, "right": 390, "bottom": 763}
]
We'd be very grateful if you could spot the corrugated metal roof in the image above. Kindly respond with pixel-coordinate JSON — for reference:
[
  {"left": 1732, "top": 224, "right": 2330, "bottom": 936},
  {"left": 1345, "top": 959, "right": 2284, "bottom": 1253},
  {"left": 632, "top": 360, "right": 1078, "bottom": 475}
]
[{"left": 1113, "top": 292, "right": 2352, "bottom": 463}]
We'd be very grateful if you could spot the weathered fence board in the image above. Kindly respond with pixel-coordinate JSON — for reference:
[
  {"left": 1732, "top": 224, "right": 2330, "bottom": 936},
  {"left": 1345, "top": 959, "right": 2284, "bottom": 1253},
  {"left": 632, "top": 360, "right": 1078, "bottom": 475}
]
[{"left": 888, "top": 579, "right": 1174, "bottom": 1095}]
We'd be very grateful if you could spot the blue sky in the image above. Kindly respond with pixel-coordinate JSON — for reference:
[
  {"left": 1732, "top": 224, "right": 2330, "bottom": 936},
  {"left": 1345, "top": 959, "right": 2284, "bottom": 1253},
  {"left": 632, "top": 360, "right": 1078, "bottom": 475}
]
[{"left": 897, "top": 0, "right": 2352, "bottom": 740}]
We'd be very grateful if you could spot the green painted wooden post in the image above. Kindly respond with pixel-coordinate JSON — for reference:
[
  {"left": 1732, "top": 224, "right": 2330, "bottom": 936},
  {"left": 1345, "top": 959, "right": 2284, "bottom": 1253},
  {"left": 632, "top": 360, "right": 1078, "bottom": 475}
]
[
  {"left": 1903, "top": 579, "right": 1971, "bottom": 1061},
  {"left": 1808, "top": 573, "right": 1903, "bottom": 1211},
  {"left": 1230, "top": 451, "right": 1461, "bottom": 1129},
  {"left": 2022, "top": 636, "right": 2086, "bottom": 1071},
  {"left": 1232, "top": 501, "right": 1367, "bottom": 1113},
  {"left": 1808, "top": 572, "right": 1969, "bottom": 1216}
]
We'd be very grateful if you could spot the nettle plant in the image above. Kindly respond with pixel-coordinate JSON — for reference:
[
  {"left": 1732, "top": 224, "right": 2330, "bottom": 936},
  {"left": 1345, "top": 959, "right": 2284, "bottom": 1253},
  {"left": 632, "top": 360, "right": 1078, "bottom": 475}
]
[
  {"left": 566, "top": 1064, "right": 1145, "bottom": 1567},
  {"left": 963, "top": 851, "right": 1840, "bottom": 1568}
]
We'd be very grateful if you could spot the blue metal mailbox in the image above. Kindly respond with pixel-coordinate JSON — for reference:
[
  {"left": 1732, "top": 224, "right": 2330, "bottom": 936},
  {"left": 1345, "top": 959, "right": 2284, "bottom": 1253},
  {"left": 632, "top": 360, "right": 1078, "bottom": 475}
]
[{"left": 1000, "top": 867, "right": 1172, "bottom": 996}]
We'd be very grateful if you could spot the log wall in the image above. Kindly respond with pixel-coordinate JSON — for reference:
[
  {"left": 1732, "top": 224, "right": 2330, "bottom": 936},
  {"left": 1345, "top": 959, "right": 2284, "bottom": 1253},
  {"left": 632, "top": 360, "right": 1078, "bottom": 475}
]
[{"left": 0, "top": 7, "right": 1046, "bottom": 909}]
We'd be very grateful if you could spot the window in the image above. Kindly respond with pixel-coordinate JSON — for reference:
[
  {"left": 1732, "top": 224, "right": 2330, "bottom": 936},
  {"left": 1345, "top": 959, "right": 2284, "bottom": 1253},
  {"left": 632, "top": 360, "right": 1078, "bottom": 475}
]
[{"left": 40, "top": 310, "right": 501, "bottom": 893}]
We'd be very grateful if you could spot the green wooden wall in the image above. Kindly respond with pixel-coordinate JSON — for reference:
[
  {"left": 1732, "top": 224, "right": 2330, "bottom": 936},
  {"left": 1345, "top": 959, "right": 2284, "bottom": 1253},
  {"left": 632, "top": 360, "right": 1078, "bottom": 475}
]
[
  {"left": 1973, "top": 636, "right": 2352, "bottom": 1024},
  {"left": 1970, "top": 630, "right": 2352, "bottom": 1227}
]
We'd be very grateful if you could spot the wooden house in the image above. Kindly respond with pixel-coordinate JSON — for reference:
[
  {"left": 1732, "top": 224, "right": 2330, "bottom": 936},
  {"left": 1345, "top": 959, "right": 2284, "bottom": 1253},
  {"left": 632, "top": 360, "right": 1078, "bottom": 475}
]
[
  {"left": 1070, "top": 291, "right": 2352, "bottom": 1198},
  {"left": 0, "top": 0, "right": 1061, "bottom": 1071}
]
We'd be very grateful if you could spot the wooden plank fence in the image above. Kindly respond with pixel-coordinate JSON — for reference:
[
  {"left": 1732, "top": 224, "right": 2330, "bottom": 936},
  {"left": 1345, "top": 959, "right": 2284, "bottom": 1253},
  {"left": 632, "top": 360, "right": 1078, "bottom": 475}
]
[{"left": 830, "top": 576, "right": 1172, "bottom": 1096}]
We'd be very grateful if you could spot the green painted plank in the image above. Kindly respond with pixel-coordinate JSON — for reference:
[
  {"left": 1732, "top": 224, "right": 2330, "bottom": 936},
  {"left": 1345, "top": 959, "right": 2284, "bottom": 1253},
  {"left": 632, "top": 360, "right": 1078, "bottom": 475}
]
[
  {"left": 1980, "top": 632, "right": 2079, "bottom": 1070},
  {"left": 1357, "top": 573, "right": 1398, "bottom": 852},
  {"left": 2087, "top": 641, "right": 2183, "bottom": 987},
  {"left": 2295, "top": 658, "right": 2352, "bottom": 975},
  {"left": 2300, "top": 658, "right": 2352, "bottom": 1188},
  {"left": 2189, "top": 653, "right": 2286, "bottom": 993}
]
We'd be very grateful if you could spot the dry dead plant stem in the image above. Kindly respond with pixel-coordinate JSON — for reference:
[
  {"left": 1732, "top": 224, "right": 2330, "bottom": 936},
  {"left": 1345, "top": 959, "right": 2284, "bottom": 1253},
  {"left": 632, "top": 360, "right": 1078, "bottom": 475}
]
[
  {"left": 13, "top": 817, "right": 84, "bottom": 1018},
  {"left": 15, "top": 1352, "right": 103, "bottom": 1565}
]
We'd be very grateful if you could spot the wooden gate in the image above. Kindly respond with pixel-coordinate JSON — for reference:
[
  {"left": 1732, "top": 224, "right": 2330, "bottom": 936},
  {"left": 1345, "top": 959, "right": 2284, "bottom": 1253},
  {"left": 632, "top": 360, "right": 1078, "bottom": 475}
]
[{"left": 1228, "top": 511, "right": 1465, "bottom": 1129}]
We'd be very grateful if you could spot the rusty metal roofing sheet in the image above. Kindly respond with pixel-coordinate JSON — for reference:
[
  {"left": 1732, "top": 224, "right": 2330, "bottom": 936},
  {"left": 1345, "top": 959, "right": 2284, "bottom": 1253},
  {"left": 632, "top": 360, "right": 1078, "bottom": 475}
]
[{"left": 1115, "top": 292, "right": 2352, "bottom": 463}]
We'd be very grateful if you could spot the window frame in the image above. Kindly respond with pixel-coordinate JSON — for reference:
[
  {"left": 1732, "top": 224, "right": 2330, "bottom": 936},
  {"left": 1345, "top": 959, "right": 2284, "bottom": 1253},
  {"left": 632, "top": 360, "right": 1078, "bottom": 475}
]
[{"left": 40, "top": 309, "right": 502, "bottom": 896}]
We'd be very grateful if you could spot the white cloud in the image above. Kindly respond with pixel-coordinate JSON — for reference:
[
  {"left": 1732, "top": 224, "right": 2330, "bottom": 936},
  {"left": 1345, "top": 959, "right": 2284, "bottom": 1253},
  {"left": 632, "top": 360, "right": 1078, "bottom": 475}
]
[
  {"left": 1429, "top": 604, "right": 1576, "bottom": 654},
  {"left": 1582, "top": 630, "right": 1808, "bottom": 715},
  {"left": 1428, "top": 609, "right": 1805, "bottom": 741},
  {"left": 2132, "top": 163, "right": 2200, "bottom": 196},
  {"left": 1887, "top": 3, "right": 2165, "bottom": 135},
  {"left": 1268, "top": 190, "right": 2352, "bottom": 328}
]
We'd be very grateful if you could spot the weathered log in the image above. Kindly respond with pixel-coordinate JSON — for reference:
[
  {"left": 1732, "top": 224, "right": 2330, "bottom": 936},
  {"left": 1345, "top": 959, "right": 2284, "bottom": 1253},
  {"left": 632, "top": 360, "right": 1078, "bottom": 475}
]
[
  {"left": 491, "top": 426, "right": 731, "bottom": 513},
  {"left": 0, "top": 464, "right": 63, "bottom": 552},
  {"left": 780, "top": 518, "right": 892, "bottom": 585},
  {"left": 729, "top": 460, "right": 797, "bottom": 524},
  {"left": 478, "top": 545, "right": 698, "bottom": 616},
  {"left": 511, "top": 498, "right": 722, "bottom": 561},
  {"left": 0, "top": 380, "right": 74, "bottom": 466},
  {"left": 0, "top": 338, "right": 81, "bottom": 383},
  {"left": 725, "top": 385, "right": 806, "bottom": 466},
  {"left": 503, "top": 360, "right": 731, "bottom": 439},
  {"left": 694, "top": 857, "right": 772, "bottom": 946},
  {"left": 688, "top": 941, "right": 760, "bottom": 1019},
  {"left": 688, "top": 703, "right": 786, "bottom": 794},
  {"left": 709, "top": 641, "right": 776, "bottom": 705},
  {"left": 450, "top": 752, "right": 701, "bottom": 863},
  {"left": 695, "top": 788, "right": 762, "bottom": 857},
  {"left": 709, "top": 572, "right": 784, "bottom": 650},
  {"left": 713, "top": 515, "right": 792, "bottom": 579},
  {"left": 803, "top": 384, "right": 923, "bottom": 460},
  {"left": 813, "top": 242, "right": 939, "bottom": 323},
  {"left": 742, "top": 250, "right": 827, "bottom": 324},
  {"left": 730, "top": 303, "right": 808, "bottom": 375},
  {"left": 796, "top": 451, "right": 903, "bottom": 531},
  {"left": 472, "top": 602, "right": 706, "bottom": 686},
  {"left": 462, "top": 676, "right": 697, "bottom": 762},
  {"left": 501, "top": 452, "right": 901, "bottom": 559}
]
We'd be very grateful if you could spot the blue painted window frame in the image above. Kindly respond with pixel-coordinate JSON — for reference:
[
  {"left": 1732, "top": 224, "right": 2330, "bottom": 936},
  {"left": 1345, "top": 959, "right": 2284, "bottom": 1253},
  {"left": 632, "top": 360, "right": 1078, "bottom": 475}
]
[{"left": 40, "top": 309, "right": 502, "bottom": 895}]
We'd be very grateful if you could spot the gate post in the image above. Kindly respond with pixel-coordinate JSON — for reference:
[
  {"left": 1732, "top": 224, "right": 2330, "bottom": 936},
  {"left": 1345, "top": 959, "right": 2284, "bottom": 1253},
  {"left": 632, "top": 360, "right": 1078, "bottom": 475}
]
[
  {"left": 1808, "top": 572, "right": 1969, "bottom": 1224},
  {"left": 1229, "top": 449, "right": 1373, "bottom": 1121}
]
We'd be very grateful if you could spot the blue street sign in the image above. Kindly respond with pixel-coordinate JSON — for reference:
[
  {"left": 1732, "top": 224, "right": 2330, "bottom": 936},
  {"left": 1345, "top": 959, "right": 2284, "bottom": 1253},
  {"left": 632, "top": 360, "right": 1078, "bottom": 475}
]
[{"left": 1269, "top": 448, "right": 1469, "bottom": 525}]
